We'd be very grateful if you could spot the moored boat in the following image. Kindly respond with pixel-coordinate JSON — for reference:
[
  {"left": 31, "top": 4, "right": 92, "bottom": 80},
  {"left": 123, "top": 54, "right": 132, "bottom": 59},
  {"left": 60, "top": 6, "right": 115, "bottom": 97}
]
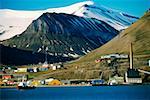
[
  {"left": 17, "top": 82, "right": 36, "bottom": 90},
  {"left": 17, "top": 85, "right": 36, "bottom": 89}
]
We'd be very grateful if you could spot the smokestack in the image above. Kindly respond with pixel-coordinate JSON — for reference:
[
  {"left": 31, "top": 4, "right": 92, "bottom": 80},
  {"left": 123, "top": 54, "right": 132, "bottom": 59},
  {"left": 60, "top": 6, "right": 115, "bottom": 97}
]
[{"left": 130, "top": 43, "right": 133, "bottom": 69}]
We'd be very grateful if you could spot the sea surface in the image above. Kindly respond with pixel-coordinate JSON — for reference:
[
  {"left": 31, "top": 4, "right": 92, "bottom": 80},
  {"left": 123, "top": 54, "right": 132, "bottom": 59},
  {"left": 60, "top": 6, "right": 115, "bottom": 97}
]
[{"left": 1, "top": 85, "right": 150, "bottom": 100}]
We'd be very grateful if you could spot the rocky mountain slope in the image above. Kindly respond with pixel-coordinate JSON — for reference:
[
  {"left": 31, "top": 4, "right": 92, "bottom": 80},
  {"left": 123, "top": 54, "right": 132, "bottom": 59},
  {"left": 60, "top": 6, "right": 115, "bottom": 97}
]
[
  {"left": 0, "top": 44, "right": 74, "bottom": 65},
  {"left": 2, "top": 13, "right": 118, "bottom": 58}
]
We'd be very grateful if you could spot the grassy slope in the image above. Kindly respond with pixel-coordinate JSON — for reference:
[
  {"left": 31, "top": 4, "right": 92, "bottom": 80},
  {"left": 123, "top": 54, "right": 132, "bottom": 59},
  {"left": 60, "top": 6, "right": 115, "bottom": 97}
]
[{"left": 75, "top": 12, "right": 150, "bottom": 63}]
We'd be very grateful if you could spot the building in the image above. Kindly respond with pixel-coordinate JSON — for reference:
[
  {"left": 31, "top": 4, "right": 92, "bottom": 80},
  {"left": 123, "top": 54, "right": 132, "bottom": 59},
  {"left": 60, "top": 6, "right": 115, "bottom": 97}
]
[
  {"left": 91, "top": 79, "right": 105, "bottom": 86},
  {"left": 13, "top": 74, "right": 28, "bottom": 81},
  {"left": 45, "top": 78, "right": 54, "bottom": 85},
  {"left": 27, "top": 67, "right": 39, "bottom": 72},
  {"left": 125, "top": 43, "right": 142, "bottom": 84},
  {"left": 108, "top": 76, "right": 124, "bottom": 85},
  {"left": 31, "top": 80, "right": 41, "bottom": 86},
  {"left": 33, "top": 67, "right": 39, "bottom": 72},
  {"left": 42, "top": 62, "right": 49, "bottom": 68},
  {"left": 2, "top": 75, "right": 13, "bottom": 79},
  {"left": 50, "top": 63, "right": 63, "bottom": 70},
  {"left": 48, "top": 79, "right": 61, "bottom": 85},
  {"left": 101, "top": 54, "right": 128, "bottom": 59},
  {"left": 39, "top": 67, "right": 48, "bottom": 71},
  {"left": 17, "top": 68, "right": 27, "bottom": 72},
  {"left": 27, "top": 68, "right": 34, "bottom": 72},
  {"left": 125, "top": 69, "right": 142, "bottom": 84}
]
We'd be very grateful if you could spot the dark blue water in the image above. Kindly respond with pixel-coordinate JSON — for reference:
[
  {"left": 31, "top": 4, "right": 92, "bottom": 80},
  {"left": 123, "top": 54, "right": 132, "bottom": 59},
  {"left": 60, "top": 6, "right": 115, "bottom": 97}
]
[{"left": 1, "top": 85, "right": 150, "bottom": 100}]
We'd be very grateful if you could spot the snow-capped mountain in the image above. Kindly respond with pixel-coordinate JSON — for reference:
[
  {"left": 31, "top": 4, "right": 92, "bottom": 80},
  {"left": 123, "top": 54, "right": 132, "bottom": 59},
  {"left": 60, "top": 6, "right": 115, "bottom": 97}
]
[
  {"left": 0, "top": 1, "right": 138, "bottom": 41},
  {"left": 2, "top": 13, "right": 118, "bottom": 58}
]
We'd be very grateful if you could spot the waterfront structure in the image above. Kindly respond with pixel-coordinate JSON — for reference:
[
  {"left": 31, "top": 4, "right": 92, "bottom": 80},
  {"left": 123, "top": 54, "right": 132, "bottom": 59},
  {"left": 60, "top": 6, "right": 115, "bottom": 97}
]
[
  {"left": 125, "top": 69, "right": 142, "bottom": 83},
  {"left": 91, "top": 79, "right": 105, "bottom": 85},
  {"left": 31, "top": 80, "right": 41, "bottom": 86},
  {"left": 48, "top": 79, "right": 61, "bottom": 85},
  {"left": 45, "top": 78, "right": 54, "bottom": 84},
  {"left": 108, "top": 76, "right": 124, "bottom": 85},
  {"left": 125, "top": 43, "right": 142, "bottom": 84}
]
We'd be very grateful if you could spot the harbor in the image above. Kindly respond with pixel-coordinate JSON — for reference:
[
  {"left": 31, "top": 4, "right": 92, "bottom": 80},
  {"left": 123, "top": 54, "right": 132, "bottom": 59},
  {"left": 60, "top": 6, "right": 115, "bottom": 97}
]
[
  {"left": 1, "top": 43, "right": 150, "bottom": 88},
  {"left": 1, "top": 85, "right": 150, "bottom": 100}
]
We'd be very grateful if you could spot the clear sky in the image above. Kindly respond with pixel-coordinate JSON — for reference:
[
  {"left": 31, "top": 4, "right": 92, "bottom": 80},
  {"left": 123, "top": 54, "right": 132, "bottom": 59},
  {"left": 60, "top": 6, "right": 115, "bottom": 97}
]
[{"left": 0, "top": 0, "right": 150, "bottom": 17}]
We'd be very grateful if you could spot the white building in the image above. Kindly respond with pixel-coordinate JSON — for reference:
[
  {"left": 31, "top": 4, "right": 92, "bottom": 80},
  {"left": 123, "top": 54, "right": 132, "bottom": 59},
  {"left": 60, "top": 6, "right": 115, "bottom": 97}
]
[{"left": 101, "top": 54, "right": 128, "bottom": 59}]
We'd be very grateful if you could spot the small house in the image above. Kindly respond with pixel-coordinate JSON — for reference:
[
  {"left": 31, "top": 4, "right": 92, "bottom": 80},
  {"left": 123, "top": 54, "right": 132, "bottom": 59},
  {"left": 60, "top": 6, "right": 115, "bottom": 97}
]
[
  {"left": 39, "top": 67, "right": 48, "bottom": 71},
  {"left": 42, "top": 62, "right": 49, "bottom": 68},
  {"left": 31, "top": 80, "right": 41, "bottom": 86},
  {"left": 33, "top": 67, "right": 39, "bottom": 72},
  {"left": 50, "top": 63, "right": 64, "bottom": 70},
  {"left": 17, "top": 68, "right": 27, "bottom": 72},
  {"left": 52, "top": 66, "right": 57, "bottom": 70},
  {"left": 45, "top": 78, "right": 54, "bottom": 85},
  {"left": 6, "top": 81, "right": 16, "bottom": 85},
  {"left": 2, "top": 75, "right": 13, "bottom": 79},
  {"left": 27, "top": 67, "right": 38, "bottom": 72}
]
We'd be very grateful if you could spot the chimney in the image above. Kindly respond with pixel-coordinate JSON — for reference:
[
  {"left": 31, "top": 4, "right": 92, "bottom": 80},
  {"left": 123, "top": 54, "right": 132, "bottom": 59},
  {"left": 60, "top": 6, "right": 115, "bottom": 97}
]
[{"left": 129, "top": 43, "right": 133, "bottom": 69}]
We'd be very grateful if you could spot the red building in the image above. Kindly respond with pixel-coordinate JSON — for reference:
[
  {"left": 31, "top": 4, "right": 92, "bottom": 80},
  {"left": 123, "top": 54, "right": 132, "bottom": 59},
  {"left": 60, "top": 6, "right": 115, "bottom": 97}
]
[{"left": 2, "top": 75, "right": 13, "bottom": 79}]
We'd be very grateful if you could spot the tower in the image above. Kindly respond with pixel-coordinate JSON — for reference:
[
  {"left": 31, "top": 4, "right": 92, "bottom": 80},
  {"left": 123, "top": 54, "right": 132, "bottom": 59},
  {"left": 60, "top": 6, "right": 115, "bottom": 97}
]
[{"left": 129, "top": 43, "right": 133, "bottom": 69}]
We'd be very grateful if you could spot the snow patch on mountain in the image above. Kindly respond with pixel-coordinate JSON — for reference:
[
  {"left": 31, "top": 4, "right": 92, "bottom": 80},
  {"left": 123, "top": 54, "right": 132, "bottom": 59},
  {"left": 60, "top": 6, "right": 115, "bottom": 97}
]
[{"left": 0, "top": 1, "right": 138, "bottom": 41}]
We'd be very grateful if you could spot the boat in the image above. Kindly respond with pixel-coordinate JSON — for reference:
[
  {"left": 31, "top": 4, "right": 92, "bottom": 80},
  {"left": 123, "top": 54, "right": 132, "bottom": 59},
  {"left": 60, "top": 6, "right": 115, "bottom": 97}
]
[
  {"left": 17, "top": 75, "right": 36, "bottom": 90},
  {"left": 17, "top": 82, "right": 36, "bottom": 90},
  {"left": 17, "top": 85, "right": 36, "bottom": 89}
]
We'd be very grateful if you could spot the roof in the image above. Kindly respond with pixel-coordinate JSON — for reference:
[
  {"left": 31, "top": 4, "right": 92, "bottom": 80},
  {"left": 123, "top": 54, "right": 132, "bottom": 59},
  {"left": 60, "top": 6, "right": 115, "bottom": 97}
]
[
  {"left": 92, "top": 79, "right": 104, "bottom": 84},
  {"left": 127, "top": 69, "right": 141, "bottom": 78}
]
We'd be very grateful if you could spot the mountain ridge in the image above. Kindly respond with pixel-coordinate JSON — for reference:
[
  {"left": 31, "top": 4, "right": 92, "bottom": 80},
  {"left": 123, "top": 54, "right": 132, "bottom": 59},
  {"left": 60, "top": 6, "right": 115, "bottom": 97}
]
[
  {"left": 2, "top": 12, "right": 118, "bottom": 58},
  {"left": 0, "top": 1, "right": 138, "bottom": 40}
]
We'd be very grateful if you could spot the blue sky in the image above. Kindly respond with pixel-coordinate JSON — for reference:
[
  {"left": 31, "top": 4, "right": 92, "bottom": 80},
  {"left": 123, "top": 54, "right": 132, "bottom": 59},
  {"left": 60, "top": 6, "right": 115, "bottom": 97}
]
[{"left": 0, "top": 0, "right": 149, "bottom": 17}]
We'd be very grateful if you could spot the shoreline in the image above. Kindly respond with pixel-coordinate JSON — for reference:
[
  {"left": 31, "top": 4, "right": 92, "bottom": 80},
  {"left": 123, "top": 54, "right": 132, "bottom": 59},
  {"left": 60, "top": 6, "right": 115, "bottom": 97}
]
[{"left": 1, "top": 83, "right": 150, "bottom": 88}]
